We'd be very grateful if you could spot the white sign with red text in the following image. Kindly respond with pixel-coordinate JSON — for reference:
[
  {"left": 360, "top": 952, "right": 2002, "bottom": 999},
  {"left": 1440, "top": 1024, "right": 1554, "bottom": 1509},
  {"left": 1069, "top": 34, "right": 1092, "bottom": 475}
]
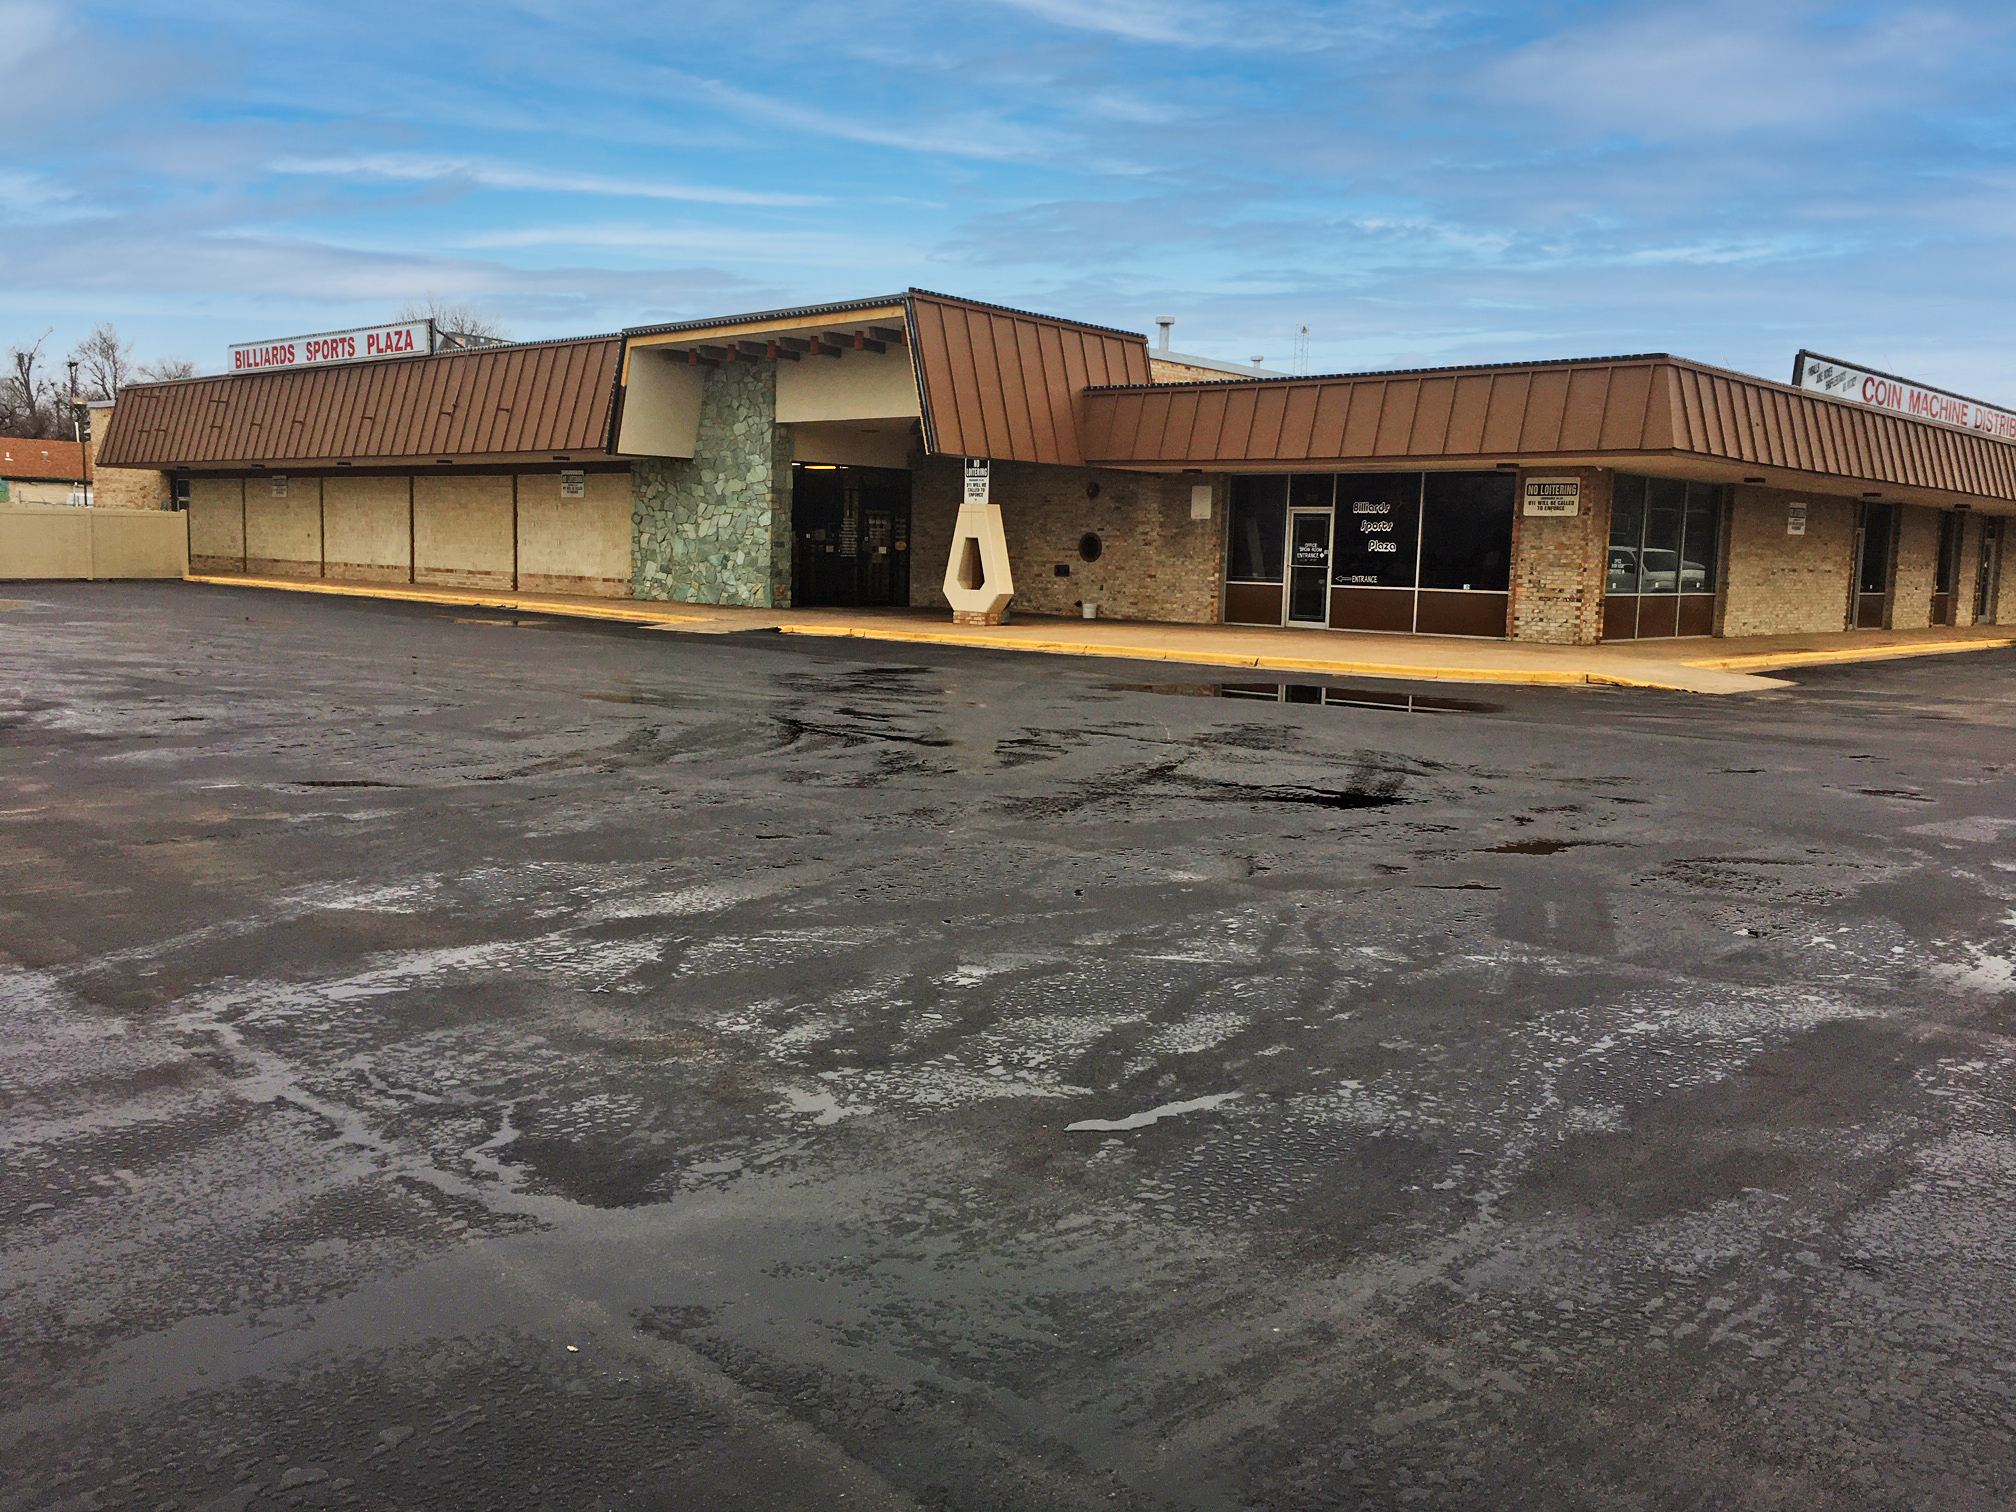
[
  {"left": 229, "top": 321, "right": 433, "bottom": 375},
  {"left": 1793, "top": 351, "right": 2016, "bottom": 442}
]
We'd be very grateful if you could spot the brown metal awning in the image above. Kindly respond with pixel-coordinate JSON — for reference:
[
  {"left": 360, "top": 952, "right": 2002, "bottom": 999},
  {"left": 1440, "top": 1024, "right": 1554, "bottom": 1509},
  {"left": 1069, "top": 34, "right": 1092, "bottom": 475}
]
[
  {"left": 98, "top": 336, "right": 624, "bottom": 469},
  {"left": 1080, "top": 355, "right": 2016, "bottom": 510}
]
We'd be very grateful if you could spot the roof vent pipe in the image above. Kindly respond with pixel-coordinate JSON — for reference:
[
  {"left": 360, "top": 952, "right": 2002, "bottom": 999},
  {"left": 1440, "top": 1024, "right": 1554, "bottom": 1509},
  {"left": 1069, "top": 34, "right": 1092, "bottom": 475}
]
[{"left": 1154, "top": 317, "right": 1174, "bottom": 352}]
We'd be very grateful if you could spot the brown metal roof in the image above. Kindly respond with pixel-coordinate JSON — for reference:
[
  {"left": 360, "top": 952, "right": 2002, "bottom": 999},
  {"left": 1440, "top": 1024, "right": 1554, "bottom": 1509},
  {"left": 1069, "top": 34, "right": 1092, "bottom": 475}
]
[
  {"left": 98, "top": 336, "right": 624, "bottom": 469},
  {"left": 907, "top": 291, "right": 1152, "bottom": 466},
  {"left": 1081, "top": 355, "right": 2016, "bottom": 506}
]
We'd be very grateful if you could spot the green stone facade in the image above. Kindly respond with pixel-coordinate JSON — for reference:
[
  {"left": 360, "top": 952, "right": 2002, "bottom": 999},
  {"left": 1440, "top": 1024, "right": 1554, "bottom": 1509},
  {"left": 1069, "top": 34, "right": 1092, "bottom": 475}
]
[{"left": 632, "top": 362, "right": 793, "bottom": 606}]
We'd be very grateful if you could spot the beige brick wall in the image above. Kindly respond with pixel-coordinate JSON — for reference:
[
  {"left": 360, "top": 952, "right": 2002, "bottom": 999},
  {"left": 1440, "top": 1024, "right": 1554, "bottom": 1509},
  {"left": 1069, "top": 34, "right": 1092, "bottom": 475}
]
[
  {"left": 187, "top": 477, "right": 244, "bottom": 572},
  {"left": 324, "top": 475, "right": 411, "bottom": 583},
  {"left": 1509, "top": 468, "right": 1610, "bottom": 645},
  {"left": 94, "top": 466, "right": 170, "bottom": 511},
  {"left": 518, "top": 471, "right": 630, "bottom": 597},
  {"left": 1889, "top": 506, "right": 1942, "bottom": 630},
  {"left": 1718, "top": 486, "right": 1854, "bottom": 637},
  {"left": 414, "top": 474, "right": 513, "bottom": 590},
  {"left": 244, "top": 480, "right": 323, "bottom": 576},
  {"left": 913, "top": 456, "right": 1224, "bottom": 623}
]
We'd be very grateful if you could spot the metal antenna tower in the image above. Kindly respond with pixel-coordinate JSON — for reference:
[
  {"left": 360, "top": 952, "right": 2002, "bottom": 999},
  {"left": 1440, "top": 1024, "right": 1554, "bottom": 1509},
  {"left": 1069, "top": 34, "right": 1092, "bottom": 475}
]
[{"left": 1293, "top": 324, "right": 1311, "bottom": 376}]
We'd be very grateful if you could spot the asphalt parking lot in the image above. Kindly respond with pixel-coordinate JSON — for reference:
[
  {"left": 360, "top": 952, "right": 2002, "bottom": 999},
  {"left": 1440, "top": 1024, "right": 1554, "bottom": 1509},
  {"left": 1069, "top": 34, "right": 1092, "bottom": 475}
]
[{"left": 5, "top": 581, "right": 2016, "bottom": 1512}]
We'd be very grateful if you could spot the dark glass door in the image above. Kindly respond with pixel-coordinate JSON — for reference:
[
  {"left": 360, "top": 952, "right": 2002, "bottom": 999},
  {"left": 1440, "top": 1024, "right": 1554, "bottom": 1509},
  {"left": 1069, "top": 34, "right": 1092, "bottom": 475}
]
[
  {"left": 1286, "top": 510, "right": 1332, "bottom": 624},
  {"left": 1854, "top": 502, "right": 1894, "bottom": 628}
]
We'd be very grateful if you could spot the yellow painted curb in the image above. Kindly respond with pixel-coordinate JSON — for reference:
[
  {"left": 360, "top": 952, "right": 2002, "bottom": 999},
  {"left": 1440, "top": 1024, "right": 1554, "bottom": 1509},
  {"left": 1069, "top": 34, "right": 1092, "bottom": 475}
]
[
  {"left": 1685, "top": 637, "right": 2016, "bottom": 672},
  {"left": 184, "top": 574, "right": 716, "bottom": 628},
  {"left": 180, "top": 575, "right": 1779, "bottom": 694},
  {"left": 772, "top": 623, "right": 1748, "bottom": 691}
]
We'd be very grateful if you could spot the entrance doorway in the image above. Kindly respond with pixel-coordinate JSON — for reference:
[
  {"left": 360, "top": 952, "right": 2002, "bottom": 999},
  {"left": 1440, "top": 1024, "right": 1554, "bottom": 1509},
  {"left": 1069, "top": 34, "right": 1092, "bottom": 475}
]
[
  {"left": 791, "top": 464, "right": 912, "bottom": 608},
  {"left": 1932, "top": 511, "right": 1963, "bottom": 626},
  {"left": 1853, "top": 502, "right": 1895, "bottom": 629},
  {"left": 1976, "top": 518, "right": 2003, "bottom": 625},
  {"left": 1286, "top": 509, "right": 1333, "bottom": 625}
]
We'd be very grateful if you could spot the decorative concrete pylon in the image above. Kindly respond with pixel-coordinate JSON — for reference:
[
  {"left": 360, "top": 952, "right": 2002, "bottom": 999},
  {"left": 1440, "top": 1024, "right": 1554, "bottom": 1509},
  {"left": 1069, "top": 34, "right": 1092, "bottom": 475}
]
[{"left": 942, "top": 460, "right": 1013, "bottom": 624}]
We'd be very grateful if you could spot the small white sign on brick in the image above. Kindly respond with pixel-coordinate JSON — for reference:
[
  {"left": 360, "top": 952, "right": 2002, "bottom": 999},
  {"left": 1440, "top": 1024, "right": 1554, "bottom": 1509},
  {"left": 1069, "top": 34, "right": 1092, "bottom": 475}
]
[
  {"left": 561, "top": 470, "right": 586, "bottom": 498},
  {"left": 1522, "top": 476, "right": 1580, "bottom": 517},
  {"left": 270, "top": 475, "right": 288, "bottom": 498},
  {"left": 963, "top": 458, "right": 991, "bottom": 505},
  {"left": 1189, "top": 484, "right": 1213, "bottom": 520},
  {"left": 1787, "top": 501, "right": 1808, "bottom": 536}
]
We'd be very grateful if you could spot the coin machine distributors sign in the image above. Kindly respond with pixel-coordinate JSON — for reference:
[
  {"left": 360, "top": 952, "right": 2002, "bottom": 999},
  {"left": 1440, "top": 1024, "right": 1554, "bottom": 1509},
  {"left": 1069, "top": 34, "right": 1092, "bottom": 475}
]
[
  {"left": 1794, "top": 351, "right": 2016, "bottom": 441},
  {"left": 1522, "top": 477, "right": 1582, "bottom": 517},
  {"left": 229, "top": 321, "right": 434, "bottom": 375}
]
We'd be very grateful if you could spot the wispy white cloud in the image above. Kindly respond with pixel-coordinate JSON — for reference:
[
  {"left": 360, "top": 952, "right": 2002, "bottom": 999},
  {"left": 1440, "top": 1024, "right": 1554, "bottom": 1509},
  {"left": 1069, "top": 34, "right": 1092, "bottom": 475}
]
[{"left": 268, "top": 155, "right": 827, "bottom": 207}]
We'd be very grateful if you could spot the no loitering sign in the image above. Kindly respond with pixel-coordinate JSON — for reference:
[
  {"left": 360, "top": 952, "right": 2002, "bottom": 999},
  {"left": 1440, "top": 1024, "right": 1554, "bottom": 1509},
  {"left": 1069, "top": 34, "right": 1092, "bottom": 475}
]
[{"left": 1522, "top": 477, "right": 1581, "bottom": 517}]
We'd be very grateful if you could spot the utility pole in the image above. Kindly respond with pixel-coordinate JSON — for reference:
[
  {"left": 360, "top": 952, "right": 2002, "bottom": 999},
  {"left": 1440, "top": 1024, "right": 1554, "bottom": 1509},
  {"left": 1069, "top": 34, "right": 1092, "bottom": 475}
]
[{"left": 66, "top": 358, "right": 87, "bottom": 506}]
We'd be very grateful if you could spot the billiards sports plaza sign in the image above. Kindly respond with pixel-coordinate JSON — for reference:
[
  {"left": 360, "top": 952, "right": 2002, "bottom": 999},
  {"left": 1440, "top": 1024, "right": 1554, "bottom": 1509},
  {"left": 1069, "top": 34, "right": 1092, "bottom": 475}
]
[{"left": 1793, "top": 350, "right": 2016, "bottom": 442}]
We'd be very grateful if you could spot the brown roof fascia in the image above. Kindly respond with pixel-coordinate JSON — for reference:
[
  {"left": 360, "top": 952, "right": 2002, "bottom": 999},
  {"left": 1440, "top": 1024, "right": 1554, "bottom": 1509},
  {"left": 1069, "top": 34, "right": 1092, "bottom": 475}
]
[
  {"left": 1079, "top": 354, "right": 2016, "bottom": 506},
  {"left": 98, "top": 336, "right": 623, "bottom": 469},
  {"left": 904, "top": 290, "right": 1151, "bottom": 465}
]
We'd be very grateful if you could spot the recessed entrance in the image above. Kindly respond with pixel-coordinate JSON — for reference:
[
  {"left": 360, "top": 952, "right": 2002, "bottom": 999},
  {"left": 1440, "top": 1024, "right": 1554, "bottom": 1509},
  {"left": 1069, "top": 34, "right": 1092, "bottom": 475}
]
[
  {"left": 791, "top": 463, "right": 911, "bottom": 607},
  {"left": 1286, "top": 509, "right": 1333, "bottom": 625},
  {"left": 1852, "top": 501, "right": 1895, "bottom": 629}
]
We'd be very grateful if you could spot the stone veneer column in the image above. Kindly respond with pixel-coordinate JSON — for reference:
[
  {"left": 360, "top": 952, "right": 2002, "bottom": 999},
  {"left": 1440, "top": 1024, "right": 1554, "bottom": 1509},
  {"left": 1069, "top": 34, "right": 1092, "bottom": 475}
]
[
  {"left": 630, "top": 361, "right": 793, "bottom": 606},
  {"left": 1507, "top": 467, "right": 1611, "bottom": 644}
]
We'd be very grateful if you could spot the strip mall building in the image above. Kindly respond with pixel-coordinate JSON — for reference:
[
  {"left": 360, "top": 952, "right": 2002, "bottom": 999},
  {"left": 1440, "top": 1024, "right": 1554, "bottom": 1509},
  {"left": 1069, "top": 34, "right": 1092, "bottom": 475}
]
[{"left": 100, "top": 291, "right": 2016, "bottom": 642}]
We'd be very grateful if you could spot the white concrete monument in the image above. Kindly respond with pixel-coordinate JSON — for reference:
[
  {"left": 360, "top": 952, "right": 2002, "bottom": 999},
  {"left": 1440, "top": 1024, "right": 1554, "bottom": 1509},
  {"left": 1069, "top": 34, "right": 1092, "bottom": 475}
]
[{"left": 942, "top": 459, "right": 1014, "bottom": 624}]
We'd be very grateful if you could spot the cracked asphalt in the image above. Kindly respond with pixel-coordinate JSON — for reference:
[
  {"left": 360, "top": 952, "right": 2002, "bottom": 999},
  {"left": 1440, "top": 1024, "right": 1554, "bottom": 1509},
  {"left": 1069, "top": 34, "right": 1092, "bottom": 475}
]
[{"left": 5, "top": 581, "right": 2016, "bottom": 1511}]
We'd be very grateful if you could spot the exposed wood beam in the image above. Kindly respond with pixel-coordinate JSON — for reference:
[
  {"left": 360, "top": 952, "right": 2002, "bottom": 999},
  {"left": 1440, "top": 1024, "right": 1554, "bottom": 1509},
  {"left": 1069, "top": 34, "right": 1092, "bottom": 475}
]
[
  {"left": 625, "top": 304, "right": 907, "bottom": 351},
  {"left": 766, "top": 341, "right": 800, "bottom": 362},
  {"left": 867, "top": 326, "right": 907, "bottom": 346}
]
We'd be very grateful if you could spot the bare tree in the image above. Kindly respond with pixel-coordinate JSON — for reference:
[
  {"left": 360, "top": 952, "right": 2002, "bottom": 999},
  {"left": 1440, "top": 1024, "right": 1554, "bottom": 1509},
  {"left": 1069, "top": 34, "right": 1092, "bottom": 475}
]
[
  {"left": 136, "top": 355, "right": 197, "bottom": 382},
  {"left": 70, "top": 322, "right": 137, "bottom": 400},
  {"left": 392, "top": 293, "right": 511, "bottom": 346},
  {"left": 1, "top": 330, "right": 63, "bottom": 438}
]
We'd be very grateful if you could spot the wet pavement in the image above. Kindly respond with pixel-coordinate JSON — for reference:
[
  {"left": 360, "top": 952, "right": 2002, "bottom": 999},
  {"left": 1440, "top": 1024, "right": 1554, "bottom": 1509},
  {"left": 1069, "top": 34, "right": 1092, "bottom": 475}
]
[{"left": 5, "top": 581, "right": 2016, "bottom": 1511}]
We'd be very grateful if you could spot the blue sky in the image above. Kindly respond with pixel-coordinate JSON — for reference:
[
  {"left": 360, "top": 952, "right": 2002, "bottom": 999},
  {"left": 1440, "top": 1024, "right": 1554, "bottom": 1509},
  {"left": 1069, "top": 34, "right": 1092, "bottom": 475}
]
[{"left": 5, "top": 1, "right": 2015, "bottom": 392}]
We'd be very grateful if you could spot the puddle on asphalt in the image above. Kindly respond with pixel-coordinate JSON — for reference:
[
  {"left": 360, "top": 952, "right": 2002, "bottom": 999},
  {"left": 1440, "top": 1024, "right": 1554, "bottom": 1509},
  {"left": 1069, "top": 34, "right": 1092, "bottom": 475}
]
[
  {"left": 1485, "top": 838, "right": 1616, "bottom": 856},
  {"left": 1109, "top": 681, "right": 1501, "bottom": 714}
]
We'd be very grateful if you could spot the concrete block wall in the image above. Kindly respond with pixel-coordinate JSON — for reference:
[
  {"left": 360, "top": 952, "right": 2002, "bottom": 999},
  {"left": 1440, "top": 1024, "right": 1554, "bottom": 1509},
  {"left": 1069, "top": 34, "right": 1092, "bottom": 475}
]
[
  {"left": 912, "top": 456, "right": 1224, "bottom": 623},
  {"left": 414, "top": 475, "right": 513, "bottom": 590},
  {"left": 244, "top": 482, "right": 323, "bottom": 577},
  {"left": 324, "top": 476, "right": 411, "bottom": 584},
  {"left": 1509, "top": 467, "right": 1610, "bottom": 645},
  {"left": 632, "top": 362, "right": 794, "bottom": 607},
  {"left": 187, "top": 477, "right": 245, "bottom": 573},
  {"left": 520, "top": 470, "right": 632, "bottom": 597},
  {"left": 1718, "top": 486, "right": 1855, "bottom": 637}
]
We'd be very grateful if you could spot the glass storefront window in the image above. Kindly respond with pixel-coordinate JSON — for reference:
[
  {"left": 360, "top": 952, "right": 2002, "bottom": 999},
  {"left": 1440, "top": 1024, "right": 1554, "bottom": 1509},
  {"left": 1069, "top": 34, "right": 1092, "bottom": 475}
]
[
  {"left": 1640, "top": 478, "right": 1687, "bottom": 594},
  {"left": 1330, "top": 473, "right": 1421, "bottom": 588},
  {"left": 1609, "top": 474, "right": 1721, "bottom": 595},
  {"left": 1228, "top": 475, "right": 1287, "bottom": 580},
  {"left": 1608, "top": 475, "right": 1646, "bottom": 593},
  {"left": 1681, "top": 482, "right": 1720, "bottom": 592},
  {"left": 1419, "top": 473, "right": 1514, "bottom": 591}
]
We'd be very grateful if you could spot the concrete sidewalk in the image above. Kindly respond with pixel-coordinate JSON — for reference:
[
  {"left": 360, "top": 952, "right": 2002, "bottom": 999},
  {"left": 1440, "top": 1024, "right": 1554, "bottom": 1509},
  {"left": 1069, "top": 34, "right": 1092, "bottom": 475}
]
[{"left": 179, "top": 573, "right": 2016, "bottom": 694}]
